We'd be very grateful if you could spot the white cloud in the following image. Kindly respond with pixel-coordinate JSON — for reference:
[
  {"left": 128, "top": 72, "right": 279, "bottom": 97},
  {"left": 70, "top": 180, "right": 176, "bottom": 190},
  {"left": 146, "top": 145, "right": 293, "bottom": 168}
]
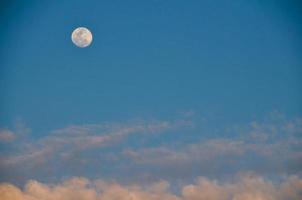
[{"left": 0, "top": 174, "right": 301, "bottom": 200}]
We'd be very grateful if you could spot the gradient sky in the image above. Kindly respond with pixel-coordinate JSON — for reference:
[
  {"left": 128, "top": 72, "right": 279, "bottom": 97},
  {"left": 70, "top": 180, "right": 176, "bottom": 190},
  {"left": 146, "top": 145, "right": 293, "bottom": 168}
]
[{"left": 0, "top": 0, "right": 302, "bottom": 199}]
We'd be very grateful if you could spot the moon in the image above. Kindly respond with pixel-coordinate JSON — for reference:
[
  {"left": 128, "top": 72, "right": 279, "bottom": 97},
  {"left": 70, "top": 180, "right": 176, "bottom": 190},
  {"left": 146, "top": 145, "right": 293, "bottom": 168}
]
[{"left": 71, "top": 27, "right": 93, "bottom": 48}]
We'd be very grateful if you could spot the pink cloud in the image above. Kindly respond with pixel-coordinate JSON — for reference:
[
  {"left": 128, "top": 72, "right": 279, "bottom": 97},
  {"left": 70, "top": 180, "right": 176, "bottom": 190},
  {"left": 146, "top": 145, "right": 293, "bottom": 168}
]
[{"left": 1, "top": 174, "right": 302, "bottom": 200}]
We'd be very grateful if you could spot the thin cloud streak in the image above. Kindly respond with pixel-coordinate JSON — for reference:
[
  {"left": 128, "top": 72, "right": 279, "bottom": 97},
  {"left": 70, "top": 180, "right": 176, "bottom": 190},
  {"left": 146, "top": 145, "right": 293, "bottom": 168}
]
[
  {"left": 120, "top": 115, "right": 302, "bottom": 178},
  {"left": 0, "top": 129, "right": 15, "bottom": 143},
  {"left": 0, "top": 119, "right": 192, "bottom": 167}
]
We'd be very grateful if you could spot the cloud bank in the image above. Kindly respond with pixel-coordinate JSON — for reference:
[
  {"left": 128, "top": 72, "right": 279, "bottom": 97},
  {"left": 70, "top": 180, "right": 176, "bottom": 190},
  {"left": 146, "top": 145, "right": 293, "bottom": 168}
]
[
  {"left": 0, "top": 174, "right": 302, "bottom": 200},
  {"left": 0, "top": 113, "right": 301, "bottom": 185}
]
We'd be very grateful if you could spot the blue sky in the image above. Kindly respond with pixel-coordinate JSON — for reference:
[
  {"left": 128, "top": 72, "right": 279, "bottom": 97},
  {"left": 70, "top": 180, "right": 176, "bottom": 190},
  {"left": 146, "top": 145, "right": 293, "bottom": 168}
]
[{"left": 0, "top": 1, "right": 302, "bottom": 199}]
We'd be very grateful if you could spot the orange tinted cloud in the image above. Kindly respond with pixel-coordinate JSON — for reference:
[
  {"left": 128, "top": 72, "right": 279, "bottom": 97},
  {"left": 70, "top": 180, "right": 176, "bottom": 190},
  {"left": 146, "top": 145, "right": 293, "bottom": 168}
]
[{"left": 1, "top": 175, "right": 302, "bottom": 200}]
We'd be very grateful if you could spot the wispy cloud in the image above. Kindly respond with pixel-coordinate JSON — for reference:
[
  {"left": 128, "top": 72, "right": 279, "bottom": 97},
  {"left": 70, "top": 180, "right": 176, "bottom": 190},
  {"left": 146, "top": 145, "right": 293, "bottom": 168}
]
[
  {"left": 0, "top": 129, "right": 15, "bottom": 143},
  {"left": 0, "top": 119, "right": 193, "bottom": 177},
  {"left": 1, "top": 113, "right": 301, "bottom": 184},
  {"left": 120, "top": 115, "right": 302, "bottom": 179}
]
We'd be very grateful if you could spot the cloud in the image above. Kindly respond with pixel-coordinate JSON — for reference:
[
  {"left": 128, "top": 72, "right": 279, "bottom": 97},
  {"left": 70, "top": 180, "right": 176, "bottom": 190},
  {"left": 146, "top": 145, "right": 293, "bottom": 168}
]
[
  {"left": 123, "top": 138, "right": 292, "bottom": 166},
  {"left": 0, "top": 129, "right": 15, "bottom": 143},
  {"left": 1, "top": 114, "right": 301, "bottom": 184},
  {"left": 123, "top": 135, "right": 245, "bottom": 166},
  {"left": 0, "top": 174, "right": 301, "bottom": 200},
  {"left": 120, "top": 116, "right": 302, "bottom": 179},
  {"left": 123, "top": 138, "right": 246, "bottom": 165},
  {"left": 123, "top": 136, "right": 302, "bottom": 167},
  {"left": 0, "top": 119, "right": 193, "bottom": 180}
]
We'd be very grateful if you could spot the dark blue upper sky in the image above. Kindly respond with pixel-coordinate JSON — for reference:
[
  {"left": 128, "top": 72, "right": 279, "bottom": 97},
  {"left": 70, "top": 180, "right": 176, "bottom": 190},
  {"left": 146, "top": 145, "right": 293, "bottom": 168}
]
[{"left": 1, "top": 0, "right": 302, "bottom": 134}]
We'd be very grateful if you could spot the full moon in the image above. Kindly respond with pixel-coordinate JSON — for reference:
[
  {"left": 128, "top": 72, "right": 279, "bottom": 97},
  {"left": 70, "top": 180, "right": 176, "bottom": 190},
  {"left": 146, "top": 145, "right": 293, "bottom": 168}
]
[{"left": 71, "top": 27, "right": 93, "bottom": 48}]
